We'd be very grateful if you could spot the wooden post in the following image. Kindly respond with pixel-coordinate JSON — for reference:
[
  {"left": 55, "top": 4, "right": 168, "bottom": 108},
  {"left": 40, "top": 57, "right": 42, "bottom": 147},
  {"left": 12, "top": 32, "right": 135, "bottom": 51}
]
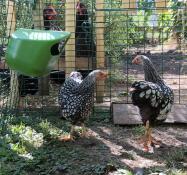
[
  {"left": 181, "top": 3, "right": 187, "bottom": 51},
  {"left": 33, "top": 0, "right": 49, "bottom": 96},
  {"left": 96, "top": 0, "right": 105, "bottom": 103},
  {"left": 65, "top": 0, "right": 76, "bottom": 76},
  {"left": 6, "top": 0, "right": 16, "bottom": 36},
  {"left": 155, "top": 0, "right": 168, "bottom": 13},
  {"left": 6, "top": 0, "right": 19, "bottom": 109},
  {"left": 121, "top": 0, "right": 136, "bottom": 15}
]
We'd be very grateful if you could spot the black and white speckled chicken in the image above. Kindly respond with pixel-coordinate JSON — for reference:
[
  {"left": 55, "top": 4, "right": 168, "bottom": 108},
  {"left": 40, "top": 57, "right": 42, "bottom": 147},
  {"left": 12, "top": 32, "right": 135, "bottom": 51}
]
[
  {"left": 130, "top": 55, "right": 174, "bottom": 152},
  {"left": 58, "top": 70, "right": 107, "bottom": 141}
]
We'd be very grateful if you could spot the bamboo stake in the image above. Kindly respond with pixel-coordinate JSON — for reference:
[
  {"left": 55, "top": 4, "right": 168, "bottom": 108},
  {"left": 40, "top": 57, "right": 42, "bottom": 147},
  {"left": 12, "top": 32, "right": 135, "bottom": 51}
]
[
  {"left": 96, "top": 0, "right": 105, "bottom": 103},
  {"left": 6, "top": 0, "right": 19, "bottom": 109},
  {"left": 65, "top": 0, "right": 76, "bottom": 76}
]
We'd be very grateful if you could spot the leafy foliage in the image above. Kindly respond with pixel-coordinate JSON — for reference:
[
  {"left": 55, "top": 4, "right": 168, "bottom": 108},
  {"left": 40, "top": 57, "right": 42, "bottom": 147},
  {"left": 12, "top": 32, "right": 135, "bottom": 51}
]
[
  {"left": 171, "top": 0, "right": 187, "bottom": 40},
  {"left": 165, "top": 148, "right": 187, "bottom": 168}
]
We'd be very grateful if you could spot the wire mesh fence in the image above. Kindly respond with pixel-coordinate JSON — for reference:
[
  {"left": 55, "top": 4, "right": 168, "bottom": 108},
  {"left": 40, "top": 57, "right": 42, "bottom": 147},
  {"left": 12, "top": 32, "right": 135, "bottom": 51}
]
[
  {"left": 104, "top": 0, "right": 187, "bottom": 106},
  {"left": 0, "top": 0, "right": 187, "bottom": 118}
]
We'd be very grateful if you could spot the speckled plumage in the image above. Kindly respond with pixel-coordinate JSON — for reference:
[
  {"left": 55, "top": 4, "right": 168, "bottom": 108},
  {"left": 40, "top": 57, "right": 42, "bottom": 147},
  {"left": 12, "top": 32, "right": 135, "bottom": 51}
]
[
  {"left": 58, "top": 70, "right": 103, "bottom": 125},
  {"left": 130, "top": 55, "right": 174, "bottom": 126}
]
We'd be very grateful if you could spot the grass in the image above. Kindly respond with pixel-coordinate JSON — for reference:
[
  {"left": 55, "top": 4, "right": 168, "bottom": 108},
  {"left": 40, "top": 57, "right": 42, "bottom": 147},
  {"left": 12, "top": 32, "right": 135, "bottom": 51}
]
[
  {"left": 165, "top": 148, "right": 187, "bottom": 169},
  {"left": 0, "top": 114, "right": 67, "bottom": 174},
  {"left": 166, "top": 169, "right": 187, "bottom": 175},
  {"left": 145, "top": 168, "right": 187, "bottom": 175},
  {"left": 0, "top": 111, "right": 186, "bottom": 175},
  {"left": 131, "top": 125, "right": 145, "bottom": 136}
]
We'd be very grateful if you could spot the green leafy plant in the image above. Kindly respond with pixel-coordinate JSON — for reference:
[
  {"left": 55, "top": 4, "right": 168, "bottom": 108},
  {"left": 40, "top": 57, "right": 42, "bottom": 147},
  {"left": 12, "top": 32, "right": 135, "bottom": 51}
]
[{"left": 165, "top": 148, "right": 186, "bottom": 169}]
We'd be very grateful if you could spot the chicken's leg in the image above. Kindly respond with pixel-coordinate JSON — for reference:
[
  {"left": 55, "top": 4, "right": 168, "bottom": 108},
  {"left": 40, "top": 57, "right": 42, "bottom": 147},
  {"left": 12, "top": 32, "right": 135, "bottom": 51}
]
[
  {"left": 72, "top": 124, "right": 88, "bottom": 138},
  {"left": 80, "top": 123, "right": 88, "bottom": 138},
  {"left": 142, "top": 121, "right": 162, "bottom": 152},
  {"left": 135, "top": 121, "right": 153, "bottom": 153},
  {"left": 137, "top": 121, "right": 150, "bottom": 143},
  {"left": 143, "top": 121, "right": 154, "bottom": 153}
]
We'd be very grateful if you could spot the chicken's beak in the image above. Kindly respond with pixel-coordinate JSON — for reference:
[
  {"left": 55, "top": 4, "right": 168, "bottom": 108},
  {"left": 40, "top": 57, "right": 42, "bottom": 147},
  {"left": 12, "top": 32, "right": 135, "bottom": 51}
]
[
  {"left": 132, "top": 58, "right": 136, "bottom": 64},
  {"left": 104, "top": 71, "right": 108, "bottom": 76},
  {"left": 99, "top": 71, "right": 108, "bottom": 80},
  {"left": 102, "top": 71, "right": 108, "bottom": 79},
  {"left": 132, "top": 57, "right": 139, "bottom": 64},
  {"left": 132, "top": 55, "right": 143, "bottom": 65},
  {"left": 132, "top": 55, "right": 141, "bottom": 64},
  {"left": 129, "top": 87, "right": 135, "bottom": 92}
]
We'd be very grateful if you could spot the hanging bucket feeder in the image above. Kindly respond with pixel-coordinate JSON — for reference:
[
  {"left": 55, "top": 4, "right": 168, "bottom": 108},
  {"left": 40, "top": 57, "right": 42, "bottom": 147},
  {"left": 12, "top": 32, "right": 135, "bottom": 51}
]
[{"left": 6, "top": 28, "right": 71, "bottom": 77}]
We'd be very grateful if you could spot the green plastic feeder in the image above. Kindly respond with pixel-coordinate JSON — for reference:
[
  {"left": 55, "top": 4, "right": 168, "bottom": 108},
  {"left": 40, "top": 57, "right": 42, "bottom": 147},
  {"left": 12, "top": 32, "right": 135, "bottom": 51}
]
[{"left": 6, "top": 28, "right": 71, "bottom": 77}]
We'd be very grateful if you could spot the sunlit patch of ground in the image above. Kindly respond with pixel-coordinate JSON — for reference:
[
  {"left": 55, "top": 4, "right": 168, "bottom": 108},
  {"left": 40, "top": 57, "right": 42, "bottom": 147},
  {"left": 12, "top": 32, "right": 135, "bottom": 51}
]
[{"left": 0, "top": 112, "right": 187, "bottom": 175}]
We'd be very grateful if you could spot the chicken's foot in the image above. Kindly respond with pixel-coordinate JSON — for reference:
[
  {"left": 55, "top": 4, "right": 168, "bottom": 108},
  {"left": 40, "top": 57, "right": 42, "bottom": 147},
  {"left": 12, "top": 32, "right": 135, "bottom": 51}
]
[
  {"left": 58, "top": 125, "right": 75, "bottom": 142},
  {"left": 80, "top": 124, "right": 88, "bottom": 138},
  {"left": 150, "top": 136, "right": 162, "bottom": 148},
  {"left": 141, "top": 121, "right": 162, "bottom": 153},
  {"left": 136, "top": 121, "right": 154, "bottom": 153},
  {"left": 72, "top": 124, "right": 88, "bottom": 138},
  {"left": 143, "top": 122, "right": 154, "bottom": 153}
]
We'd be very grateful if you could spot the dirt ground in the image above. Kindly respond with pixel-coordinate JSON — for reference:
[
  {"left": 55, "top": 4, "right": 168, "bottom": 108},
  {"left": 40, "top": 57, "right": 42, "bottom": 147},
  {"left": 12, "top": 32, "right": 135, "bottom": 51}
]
[
  {"left": 86, "top": 121, "right": 187, "bottom": 171},
  {"left": 1, "top": 110, "right": 187, "bottom": 175},
  {"left": 50, "top": 117, "right": 187, "bottom": 175}
]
